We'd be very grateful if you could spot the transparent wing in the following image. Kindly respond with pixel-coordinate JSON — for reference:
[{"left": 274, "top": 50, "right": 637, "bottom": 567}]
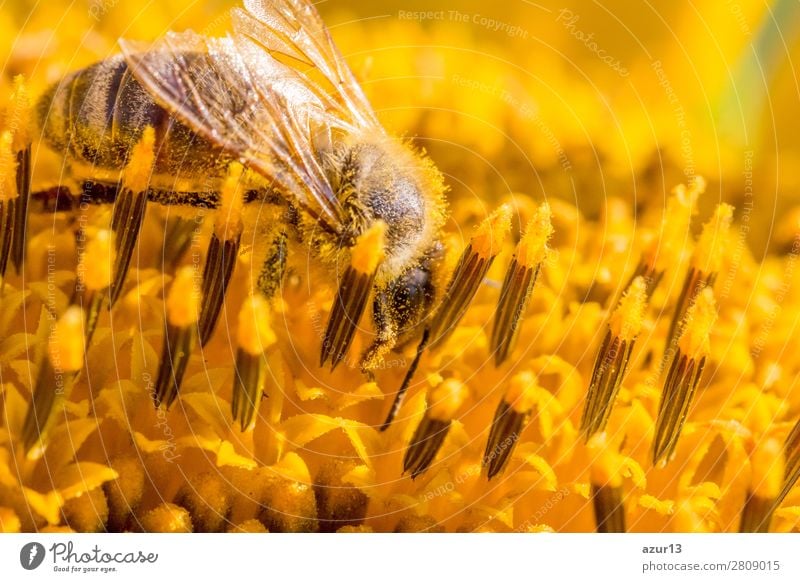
[
  {"left": 119, "top": 0, "right": 383, "bottom": 232},
  {"left": 233, "top": 0, "right": 381, "bottom": 130}
]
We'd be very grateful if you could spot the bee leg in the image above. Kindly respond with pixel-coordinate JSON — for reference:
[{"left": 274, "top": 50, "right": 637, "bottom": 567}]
[
  {"left": 379, "top": 329, "right": 428, "bottom": 431},
  {"left": 359, "top": 294, "right": 397, "bottom": 375},
  {"left": 320, "top": 222, "right": 386, "bottom": 370},
  {"left": 256, "top": 230, "right": 288, "bottom": 299},
  {"left": 109, "top": 128, "right": 156, "bottom": 306},
  {"left": 197, "top": 164, "right": 246, "bottom": 346}
]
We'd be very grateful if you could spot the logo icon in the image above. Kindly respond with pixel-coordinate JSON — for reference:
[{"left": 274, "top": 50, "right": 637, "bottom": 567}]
[{"left": 20, "top": 542, "right": 46, "bottom": 570}]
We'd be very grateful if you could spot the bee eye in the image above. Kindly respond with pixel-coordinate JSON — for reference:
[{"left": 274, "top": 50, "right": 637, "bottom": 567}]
[{"left": 320, "top": 221, "right": 386, "bottom": 370}]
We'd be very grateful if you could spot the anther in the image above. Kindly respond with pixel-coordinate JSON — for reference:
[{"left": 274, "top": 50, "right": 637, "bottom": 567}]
[
  {"left": 491, "top": 203, "right": 553, "bottom": 365},
  {"left": 630, "top": 176, "right": 704, "bottom": 296},
  {"left": 74, "top": 229, "right": 115, "bottom": 347},
  {"left": 403, "top": 378, "right": 467, "bottom": 479},
  {"left": 663, "top": 203, "right": 732, "bottom": 361},
  {"left": 320, "top": 221, "right": 386, "bottom": 370},
  {"left": 6, "top": 76, "right": 32, "bottom": 274},
  {"left": 109, "top": 127, "right": 155, "bottom": 306},
  {"left": 198, "top": 163, "right": 245, "bottom": 345},
  {"left": 153, "top": 267, "right": 200, "bottom": 409},
  {"left": 427, "top": 204, "right": 512, "bottom": 351},
  {"left": 22, "top": 306, "right": 85, "bottom": 454},
  {"left": 231, "top": 294, "right": 276, "bottom": 431},
  {"left": 588, "top": 433, "right": 627, "bottom": 532},
  {"left": 580, "top": 276, "right": 647, "bottom": 439},
  {"left": 0, "top": 131, "right": 17, "bottom": 284},
  {"left": 739, "top": 438, "right": 783, "bottom": 532},
  {"left": 652, "top": 287, "right": 717, "bottom": 465},
  {"left": 483, "top": 370, "right": 539, "bottom": 479}
]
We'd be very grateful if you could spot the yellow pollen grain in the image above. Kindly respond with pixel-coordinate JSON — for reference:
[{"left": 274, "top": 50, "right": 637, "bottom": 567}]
[
  {"left": 214, "top": 162, "right": 245, "bottom": 239},
  {"left": 428, "top": 378, "right": 468, "bottom": 421},
  {"left": 692, "top": 203, "right": 734, "bottom": 273},
  {"left": 237, "top": 294, "right": 277, "bottom": 356},
  {"left": 587, "top": 433, "right": 623, "bottom": 489},
  {"left": 472, "top": 203, "right": 512, "bottom": 259},
  {"left": 505, "top": 370, "right": 539, "bottom": 413},
  {"left": 0, "top": 131, "right": 17, "bottom": 201},
  {"left": 677, "top": 287, "right": 717, "bottom": 360},
  {"left": 751, "top": 438, "right": 784, "bottom": 499},
  {"left": 515, "top": 202, "right": 553, "bottom": 268},
  {"left": 80, "top": 230, "right": 115, "bottom": 291},
  {"left": 48, "top": 306, "right": 85, "bottom": 373},
  {"left": 167, "top": 267, "right": 200, "bottom": 327},
  {"left": 351, "top": 221, "right": 386, "bottom": 274},
  {"left": 123, "top": 126, "right": 156, "bottom": 193},
  {"left": 8, "top": 76, "right": 31, "bottom": 150},
  {"left": 608, "top": 276, "right": 647, "bottom": 342}
]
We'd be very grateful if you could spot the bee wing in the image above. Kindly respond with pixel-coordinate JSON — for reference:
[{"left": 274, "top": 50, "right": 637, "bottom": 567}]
[
  {"left": 232, "top": 0, "right": 381, "bottom": 131},
  {"left": 119, "top": 0, "right": 383, "bottom": 233}
]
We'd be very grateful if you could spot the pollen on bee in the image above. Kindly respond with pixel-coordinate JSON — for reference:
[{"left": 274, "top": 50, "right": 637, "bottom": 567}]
[
  {"left": 403, "top": 378, "right": 467, "bottom": 478},
  {"left": 350, "top": 220, "right": 387, "bottom": 275},
  {"left": 483, "top": 370, "right": 539, "bottom": 480}
]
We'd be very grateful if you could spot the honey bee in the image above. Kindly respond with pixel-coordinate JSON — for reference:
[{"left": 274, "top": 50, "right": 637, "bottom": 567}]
[{"left": 22, "top": 0, "right": 548, "bottom": 437}]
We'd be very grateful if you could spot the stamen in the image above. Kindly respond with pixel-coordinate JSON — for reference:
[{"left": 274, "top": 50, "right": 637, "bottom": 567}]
[
  {"left": 428, "top": 204, "right": 512, "bottom": 350},
  {"left": 634, "top": 177, "right": 704, "bottom": 296},
  {"left": 491, "top": 203, "right": 553, "bottom": 365},
  {"left": 483, "top": 370, "right": 539, "bottom": 479},
  {"left": 588, "top": 433, "right": 626, "bottom": 532},
  {"left": 653, "top": 287, "right": 717, "bottom": 465},
  {"left": 773, "top": 418, "right": 800, "bottom": 512},
  {"left": 580, "top": 276, "right": 647, "bottom": 439},
  {"left": 232, "top": 294, "right": 276, "bottom": 431},
  {"left": 109, "top": 127, "right": 155, "bottom": 306},
  {"left": 161, "top": 215, "right": 199, "bottom": 271},
  {"left": 379, "top": 329, "right": 429, "bottom": 431},
  {"left": 663, "top": 203, "right": 732, "bottom": 360},
  {"left": 74, "top": 229, "right": 115, "bottom": 347},
  {"left": 153, "top": 267, "right": 200, "bottom": 409},
  {"left": 320, "top": 221, "right": 386, "bottom": 370},
  {"left": 21, "top": 306, "right": 85, "bottom": 454},
  {"left": 198, "top": 163, "right": 245, "bottom": 345},
  {"left": 739, "top": 438, "right": 783, "bottom": 532},
  {"left": 7, "top": 76, "right": 31, "bottom": 274},
  {"left": 0, "top": 131, "right": 17, "bottom": 284},
  {"left": 403, "top": 378, "right": 467, "bottom": 478}
]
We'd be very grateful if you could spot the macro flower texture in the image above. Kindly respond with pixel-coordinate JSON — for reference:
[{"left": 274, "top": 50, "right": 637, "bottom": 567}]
[{"left": 1, "top": 0, "right": 800, "bottom": 534}]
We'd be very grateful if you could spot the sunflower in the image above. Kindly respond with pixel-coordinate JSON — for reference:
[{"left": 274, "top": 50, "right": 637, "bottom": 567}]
[{"left": 1, "top": 0, "right": 799, "bottom": 533}]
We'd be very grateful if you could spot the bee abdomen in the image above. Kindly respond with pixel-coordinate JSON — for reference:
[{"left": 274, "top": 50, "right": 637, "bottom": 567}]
[{"left": 37, "top": 54, "right": 226, "bottom": 179}]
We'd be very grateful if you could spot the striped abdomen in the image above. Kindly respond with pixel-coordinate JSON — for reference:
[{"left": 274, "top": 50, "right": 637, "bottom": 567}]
[{"left": 37, "top": 54, "right": 229, "bottom": 181}]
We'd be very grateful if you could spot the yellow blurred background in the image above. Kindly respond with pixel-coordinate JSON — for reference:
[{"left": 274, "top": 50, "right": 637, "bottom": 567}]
[{"left": 2, "top": 0, "right": 799, "bottom": 252}]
